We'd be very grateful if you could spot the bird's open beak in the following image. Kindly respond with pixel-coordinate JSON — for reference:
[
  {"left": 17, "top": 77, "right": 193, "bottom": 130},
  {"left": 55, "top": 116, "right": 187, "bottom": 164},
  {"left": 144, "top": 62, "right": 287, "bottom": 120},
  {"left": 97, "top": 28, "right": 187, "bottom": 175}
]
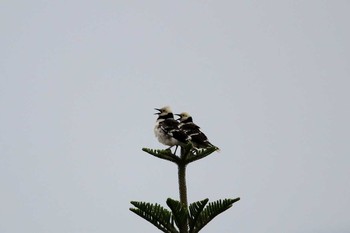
[
  {"left": 175, "top": 113, "right": 181, "bottom": 120},
  {"left": 154, "top": 108, "right": 161, "bottom": 115}
]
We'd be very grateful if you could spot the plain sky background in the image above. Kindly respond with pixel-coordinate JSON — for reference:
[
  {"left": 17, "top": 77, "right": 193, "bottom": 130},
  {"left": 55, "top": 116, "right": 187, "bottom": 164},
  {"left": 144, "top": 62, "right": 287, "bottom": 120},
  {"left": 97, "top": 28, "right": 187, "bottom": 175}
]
[{"left": 1, "top": 1, "right": 350, "bottom": 233}]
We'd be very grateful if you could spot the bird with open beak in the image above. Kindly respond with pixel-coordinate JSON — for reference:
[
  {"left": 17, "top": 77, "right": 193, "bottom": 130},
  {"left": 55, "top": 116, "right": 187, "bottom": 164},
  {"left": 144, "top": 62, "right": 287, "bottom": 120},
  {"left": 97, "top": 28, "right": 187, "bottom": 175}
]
[{"left": 154, "top": 106, "right": 190, "bottom": 153}]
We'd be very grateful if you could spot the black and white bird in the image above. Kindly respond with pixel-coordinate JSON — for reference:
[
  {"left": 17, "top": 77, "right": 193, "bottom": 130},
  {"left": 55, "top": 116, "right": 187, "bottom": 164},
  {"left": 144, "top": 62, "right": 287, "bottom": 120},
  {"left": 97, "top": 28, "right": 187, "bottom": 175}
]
[
  {"left": 176, "top": 112, "right": 218, "bottom": 150},
  {"left": 154, "top": 106, "right": 190, "bottom": 151}
]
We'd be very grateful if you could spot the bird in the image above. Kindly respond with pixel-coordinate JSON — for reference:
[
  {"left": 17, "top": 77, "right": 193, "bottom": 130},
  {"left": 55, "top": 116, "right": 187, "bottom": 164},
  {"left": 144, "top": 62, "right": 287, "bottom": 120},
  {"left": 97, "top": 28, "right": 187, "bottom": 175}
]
[
  {"left": 154, "top": 106, "right": 190, "bottom": 152},
  {"left": 176, "top": 112, "right": 218, "bottom": 150}
]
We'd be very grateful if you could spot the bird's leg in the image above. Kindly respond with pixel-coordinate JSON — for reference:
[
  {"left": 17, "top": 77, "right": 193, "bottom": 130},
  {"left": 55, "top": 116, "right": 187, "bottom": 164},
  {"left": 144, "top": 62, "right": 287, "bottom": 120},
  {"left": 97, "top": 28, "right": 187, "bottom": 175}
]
[{"left": 173, "top": 145, "right": 179, "bottom": 155}]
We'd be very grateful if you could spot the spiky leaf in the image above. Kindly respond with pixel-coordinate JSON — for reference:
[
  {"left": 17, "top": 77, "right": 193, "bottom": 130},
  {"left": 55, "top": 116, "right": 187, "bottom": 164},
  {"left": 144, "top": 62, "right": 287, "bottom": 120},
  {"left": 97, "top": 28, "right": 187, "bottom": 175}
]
[
  {"left": 166, "top": 198, "right": 188, "bottom": 231},
  {"left": 188, "top": 199, "right": 209, "bottom": 233},
  {"left": 130, "top": 201, "right": 178, "bottom": 233},
  {"left": 186, "top": 146, "right": 219, "bottom": 164},
  {"left": 192, "top": 198, "right": 240, "bottom": 233},
  {"left": 142, "top": 148, "right": 179, "bottom": 163}
]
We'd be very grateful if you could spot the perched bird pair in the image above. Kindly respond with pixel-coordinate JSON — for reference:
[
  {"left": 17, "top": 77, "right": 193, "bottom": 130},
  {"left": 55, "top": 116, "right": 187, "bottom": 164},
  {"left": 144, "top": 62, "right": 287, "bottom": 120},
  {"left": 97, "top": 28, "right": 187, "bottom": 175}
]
[{"left": 154, "top": 106, "right": 217, "bottom": 152}]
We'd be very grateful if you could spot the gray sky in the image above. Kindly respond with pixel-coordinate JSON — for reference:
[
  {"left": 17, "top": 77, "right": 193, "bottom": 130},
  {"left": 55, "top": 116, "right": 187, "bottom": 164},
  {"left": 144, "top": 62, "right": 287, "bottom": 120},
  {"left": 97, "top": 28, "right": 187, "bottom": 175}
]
[{"left": 1, "top": 1, "right": 349, "bottom": 233}]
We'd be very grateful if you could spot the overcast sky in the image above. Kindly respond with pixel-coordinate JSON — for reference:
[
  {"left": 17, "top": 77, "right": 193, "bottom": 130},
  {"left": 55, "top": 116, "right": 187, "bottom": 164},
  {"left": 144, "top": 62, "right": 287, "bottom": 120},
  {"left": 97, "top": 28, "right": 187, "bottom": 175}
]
[{"left": 1, "top": 1, "right": 350, "bottom": 233}]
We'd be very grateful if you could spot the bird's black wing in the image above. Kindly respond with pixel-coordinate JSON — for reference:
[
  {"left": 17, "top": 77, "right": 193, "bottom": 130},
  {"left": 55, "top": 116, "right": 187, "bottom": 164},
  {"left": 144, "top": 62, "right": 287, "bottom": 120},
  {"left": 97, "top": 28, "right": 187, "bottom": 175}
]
[
  {"left": 160, "top": 119, "right": 190, "bottom": 143},
  {"left": 159, "top": 119, "right": 180, "bottom": 132}
]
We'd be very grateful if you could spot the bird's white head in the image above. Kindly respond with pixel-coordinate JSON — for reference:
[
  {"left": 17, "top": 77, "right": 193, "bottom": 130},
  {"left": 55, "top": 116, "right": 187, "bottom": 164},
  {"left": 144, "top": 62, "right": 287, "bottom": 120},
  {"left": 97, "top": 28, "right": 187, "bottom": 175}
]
[
  {"left": 154, "top": 106, "right": 173, "bottom": 116},
  {"left": 175, "top": 112, "right": 192, "bottom": 122}
]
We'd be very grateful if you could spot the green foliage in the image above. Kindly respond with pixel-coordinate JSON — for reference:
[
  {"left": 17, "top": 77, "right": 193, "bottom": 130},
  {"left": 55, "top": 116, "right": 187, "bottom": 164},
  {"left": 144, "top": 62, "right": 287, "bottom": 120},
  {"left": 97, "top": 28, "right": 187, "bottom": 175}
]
[
  {"left": 191, "top": 198, "right": 240, "bottom": 233},
  {"left": 130, "top": 201, "right": 177, "bottom": 233},
  {"left": 187, "top": 146, "right": 220, "bottom": 164},
  {"left": 131, "top": 144, "right": 240, "bottom": 232},
  {"left": 166, "top": 198, "right": 188, "bottom": 232},
  {"left": 130, "top": 198, "right": 240, "bottom": 233},
  {"left": 188, "top": 199, "right": 209, "bottom": 233},
  {"left": 142, "top": 144, "right": 219, "bottom": 166},
  {"left": 142, "top": 147, "right": 179, "bottom": 164}
]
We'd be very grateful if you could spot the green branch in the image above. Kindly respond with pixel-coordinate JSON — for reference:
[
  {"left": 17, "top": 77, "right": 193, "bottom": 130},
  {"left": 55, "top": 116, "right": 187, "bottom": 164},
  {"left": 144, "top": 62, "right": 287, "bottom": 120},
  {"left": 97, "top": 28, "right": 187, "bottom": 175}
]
[
  {"left": 142, "top": 148, "right": 179, "bottom": 164},
  {"left": 130, "top": 201, "right": 178, "bottom": 233},
  {"left": 186, "top": 146, "right": 219, "bottom": 164},
  {"left": 131, "top": 144, "right": 240, "bottom": 233}
]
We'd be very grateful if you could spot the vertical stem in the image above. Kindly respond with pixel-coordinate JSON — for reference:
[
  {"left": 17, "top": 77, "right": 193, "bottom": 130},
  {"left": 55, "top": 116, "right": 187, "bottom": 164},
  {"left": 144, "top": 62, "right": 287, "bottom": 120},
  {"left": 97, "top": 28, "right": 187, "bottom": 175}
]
[
  {"left": 178, "top": 147, "right": 188, "bottom": 233},
  {"left": 178, "top": 163, "right": 188, "bottom": 207}
]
